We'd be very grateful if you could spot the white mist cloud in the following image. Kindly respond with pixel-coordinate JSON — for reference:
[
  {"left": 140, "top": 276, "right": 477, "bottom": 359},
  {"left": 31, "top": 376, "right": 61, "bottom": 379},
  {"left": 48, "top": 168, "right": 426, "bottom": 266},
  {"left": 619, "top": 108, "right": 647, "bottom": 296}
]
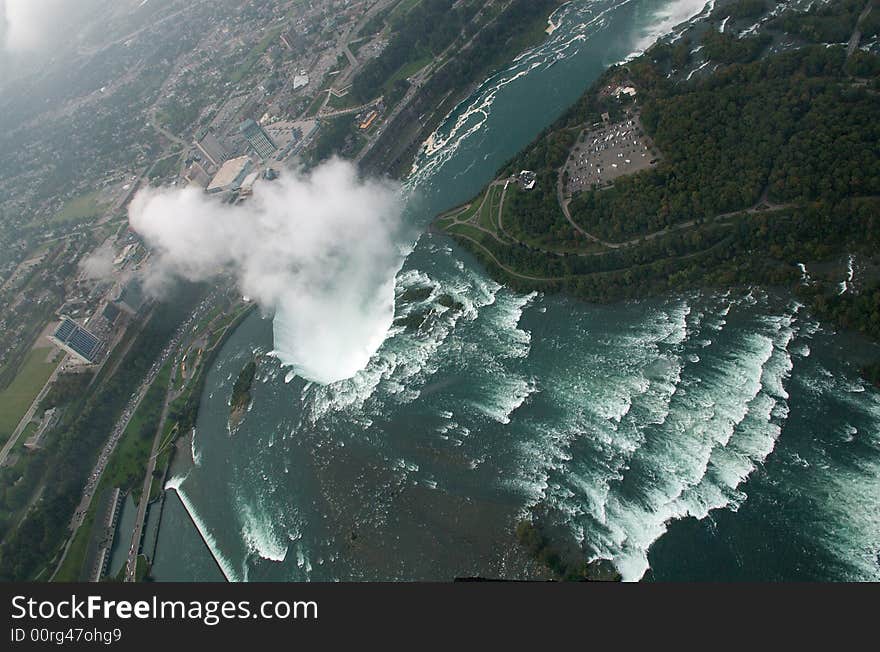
[
  {"left": 79, "top": 243, "right": 116, "bottom": 281},
  {"left": 129, "top": 159, "right": 408, "bottom": 385},
  {"left": 1, "top": 0, "right": 68, "bottom": 52}
]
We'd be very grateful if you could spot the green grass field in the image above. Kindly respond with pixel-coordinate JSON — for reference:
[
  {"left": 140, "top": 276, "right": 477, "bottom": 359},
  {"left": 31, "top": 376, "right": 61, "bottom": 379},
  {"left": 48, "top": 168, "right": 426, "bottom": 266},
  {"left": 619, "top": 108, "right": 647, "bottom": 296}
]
[
  {"left": 53, "top": 509, "right": 94, "bottom": 582},
  {"left": 0, "top": 347, "right": 59, "bottom": 443},
  {"left": 388, "top": 0, "right": 424, "bottom": 25},
  {"left": 20, "top": 422, "right": 37, "bottom": 443},
  {"left": 52, "top": 191, "right": 107, "bottom": 224},
  {"left": 100, "top": 362, "right": 171, "bottom": 496},
  {"left": 51, "top": 360, "right": 171, "bottom": 582},
  {"left": 385, "top": 55, "right": 431, "bottom": 91}
]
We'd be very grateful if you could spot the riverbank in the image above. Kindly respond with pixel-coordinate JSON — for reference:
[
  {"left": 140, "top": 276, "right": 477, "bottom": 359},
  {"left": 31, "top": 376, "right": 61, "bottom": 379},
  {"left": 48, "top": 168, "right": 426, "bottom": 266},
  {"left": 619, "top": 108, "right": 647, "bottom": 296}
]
[
  {"left": 149, "top": 0, "right": 880, "bottom": 584},
  {"left": 437, "top": 0, "right": 880, "bottom": 376}
]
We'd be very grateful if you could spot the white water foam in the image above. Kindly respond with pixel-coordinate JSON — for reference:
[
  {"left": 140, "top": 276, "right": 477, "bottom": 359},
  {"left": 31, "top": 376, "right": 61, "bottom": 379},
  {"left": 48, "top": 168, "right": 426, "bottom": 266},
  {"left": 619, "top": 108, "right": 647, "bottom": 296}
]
[
  {"left": 165, "top": 475, "right": 240, "bottom": 582},
  {"left": 514, "top": 294, "right": 798, "bottom": 581},
  {"left": 238, "top": 498, "right": 289, "bottom": 564},
  {"left": 627, "top": 0, "right": 714, "bottom": 61}
]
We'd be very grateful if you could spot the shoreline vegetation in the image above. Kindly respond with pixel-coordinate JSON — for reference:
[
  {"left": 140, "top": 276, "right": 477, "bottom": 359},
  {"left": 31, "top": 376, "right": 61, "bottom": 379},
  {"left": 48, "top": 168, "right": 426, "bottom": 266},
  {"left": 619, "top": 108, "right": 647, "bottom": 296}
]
[
  {"left": 0, "top": 1, "right": 576, "bottom": 582},
  {"left": 436, "top": 0, "right": 880, "bottom": 573},
  {"left": 229, "top": 359, "right": 257, "bottom": 431},
  {"left": 438, "top": 0, "right": 880, "bottom": 385},
  {"left": 358, "top": 0, "right": 567, "bottom": 178}
]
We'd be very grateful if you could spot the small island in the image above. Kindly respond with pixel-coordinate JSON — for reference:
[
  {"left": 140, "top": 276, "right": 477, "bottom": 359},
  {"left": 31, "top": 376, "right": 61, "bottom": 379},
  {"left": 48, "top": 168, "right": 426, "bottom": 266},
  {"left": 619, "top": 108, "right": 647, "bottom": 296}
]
[{"left": 229, "top": 359, "right": 257, "bottom": 430}]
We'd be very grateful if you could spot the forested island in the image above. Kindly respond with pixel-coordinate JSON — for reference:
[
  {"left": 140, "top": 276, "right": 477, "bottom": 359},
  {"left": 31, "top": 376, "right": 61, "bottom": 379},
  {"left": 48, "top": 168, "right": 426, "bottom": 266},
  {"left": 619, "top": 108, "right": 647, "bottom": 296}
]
[
  {"left": 438, "top": 0, "right": 880, "bottom": 382},
  {"left": 229, "top": 359, "right": 257, "bottom": 431}
]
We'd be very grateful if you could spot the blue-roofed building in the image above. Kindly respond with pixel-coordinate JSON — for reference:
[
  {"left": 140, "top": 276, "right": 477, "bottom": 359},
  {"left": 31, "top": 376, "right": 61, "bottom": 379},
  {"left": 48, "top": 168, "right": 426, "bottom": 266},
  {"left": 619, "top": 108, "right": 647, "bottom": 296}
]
[
  {"left": 49, "top": 317, "right": 103, "bottom": 364},
  {"left": 239, "top": 118, "right": 277, "bottom": 161}
]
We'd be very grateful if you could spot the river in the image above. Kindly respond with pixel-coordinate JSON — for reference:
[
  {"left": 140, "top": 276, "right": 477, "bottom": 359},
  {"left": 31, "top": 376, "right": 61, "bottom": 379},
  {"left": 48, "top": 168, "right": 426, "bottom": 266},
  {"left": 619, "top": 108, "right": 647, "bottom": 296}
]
[{"left": 150, "top": 0, "right": 880, "bottom": 582}]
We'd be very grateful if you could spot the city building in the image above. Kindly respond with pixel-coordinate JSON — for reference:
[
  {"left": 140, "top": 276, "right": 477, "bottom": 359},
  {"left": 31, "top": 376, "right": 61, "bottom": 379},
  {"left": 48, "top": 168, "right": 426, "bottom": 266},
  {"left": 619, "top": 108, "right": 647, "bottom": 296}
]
[
  {"left": 113, "top": 243, "right": 137, "bottom": 267},
  {"left": 206, "top": 156, "right": 253, "bottom": 194},
  {"left": 239, "top": 170, "right": 261, "bottom": 197},
  {"left": 24, "top": 408, "right": 59, "bottom": 450},
  {"left": 49, "top": 316, "right": 103, "bottom": 364},
  {"left": 113, "top": 277, "right": 148, "bottom": 316},
  {"left": 359, "top": 110, "right": 379, "bottom": 131},
  {"left": 184, "top": 161, "right": 211, "bottom": 188},
  {"left": 280, "top": 28, "right": 297, "bottom": 51},
  {"left": 194, "top": 129, "right": 229, "bottom": 169},
  {"left": 293, "top": 74, "right": 309, "bottom": 90},
  {"left": 101, "top": 302, "right": 121, "bottom": 324},
  {"left": 239, "top": 119, "right": 277, "bottom": 161},
  {"left": 614, "top": 85, "right": 637, "bottom": 98},
  {"left": 518, "top": 170, "right": 537, "bottom": 191}
]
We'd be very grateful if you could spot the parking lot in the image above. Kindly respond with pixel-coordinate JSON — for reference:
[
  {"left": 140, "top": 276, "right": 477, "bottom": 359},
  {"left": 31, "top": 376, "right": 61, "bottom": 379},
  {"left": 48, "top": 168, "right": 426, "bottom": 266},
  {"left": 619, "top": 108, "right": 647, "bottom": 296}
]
[{"left": 565, "top": 112, "right": 658, "bottom": 194}]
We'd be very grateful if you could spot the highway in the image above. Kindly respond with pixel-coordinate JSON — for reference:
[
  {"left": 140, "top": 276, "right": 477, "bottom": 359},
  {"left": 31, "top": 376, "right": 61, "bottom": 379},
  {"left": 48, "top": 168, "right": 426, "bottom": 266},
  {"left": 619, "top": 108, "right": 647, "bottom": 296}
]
[
  {"left": 51, "top": 296, "right": 216, "bottom": 581},
  {"left": 124, "top": 373, "right": 182, "bottom": 582}
]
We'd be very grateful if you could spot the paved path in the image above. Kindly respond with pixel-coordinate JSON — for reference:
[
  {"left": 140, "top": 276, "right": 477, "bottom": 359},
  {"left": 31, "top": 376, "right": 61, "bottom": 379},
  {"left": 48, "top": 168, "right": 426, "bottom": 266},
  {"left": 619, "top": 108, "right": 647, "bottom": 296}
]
[
  {"left": 454, "top": 233, "right": 565, "bottom": 282},
  {"left": 343, "top": 43, "right": 358, "bottom": 68}
]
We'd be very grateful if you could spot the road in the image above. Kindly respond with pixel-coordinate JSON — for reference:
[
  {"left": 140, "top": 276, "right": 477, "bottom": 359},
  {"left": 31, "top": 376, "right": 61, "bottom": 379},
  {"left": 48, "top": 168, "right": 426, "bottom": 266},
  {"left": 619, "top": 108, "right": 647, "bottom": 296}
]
[
  {"left": 445, "top": 172, "right": 800, "bottom": 269},
  {"left": 49, "top": 291, "right": 224, "bottom": 581},
  {"left": 0, "top": 353, "right": 68, "bottom": 467},
  {"left": 343, "top": 43, "right": 358, "bottom": 69},
  {"left": 124, "top": 374, "right": 182, "bottom": 582},
  {"left": 67, "top": 330, "right": 182, "bottom": 535},
  {"left": 123, "top": 296, "right": 248, "bottom": 581},
  {"left": 356, "top": 0, "right": 511, "bottom": 165},
  {"left": 319, "top": 96, "right": 383, "bottom": 119},
  {"left": 847, "top": 1, "right": 873, "bottom": 58},
  {"left": 147, "top": 105, "right": 189, "bottom": 150}
]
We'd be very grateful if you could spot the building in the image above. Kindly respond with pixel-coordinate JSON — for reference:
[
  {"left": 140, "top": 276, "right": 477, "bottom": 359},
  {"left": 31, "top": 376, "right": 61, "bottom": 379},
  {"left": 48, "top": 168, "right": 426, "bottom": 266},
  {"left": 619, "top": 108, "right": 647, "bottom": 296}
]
[
  {"left": 293, "top": 74, "right": 309, "bottom": 90},
  {"left": 359, "top": 110, "right": 379, "bottom": 131},
  {"left": 518, "top": 170, "right": 537, "bottom": 191},
  {"left": 184, "top": 161, "right": 211, "bottom": 188},
  {"left": 24, "top": 408, "right": 59, "bottom": 450},
  {"left": 206, "top": 156, "right": 253, "bottom": 194},
  {"left": 50, "top": 317, "right": 103, "bottom": 364},
  {"left": 239, "top": 119, "right": 277, "bottom": 161},
  {"left": 114, "top": 277, "right": 148, "bottom": 316},
  {"left": 280, "top": 28, "right": 298, "bottom": 51},
  {"left": 194, "top": 130, "right": 229, "bottom": 169},
  {"left": 101, "top": 302, "right": 121, "bottom": 324},
  {"left": 239, "top": 170, "right": 261, "bottom": 197}
]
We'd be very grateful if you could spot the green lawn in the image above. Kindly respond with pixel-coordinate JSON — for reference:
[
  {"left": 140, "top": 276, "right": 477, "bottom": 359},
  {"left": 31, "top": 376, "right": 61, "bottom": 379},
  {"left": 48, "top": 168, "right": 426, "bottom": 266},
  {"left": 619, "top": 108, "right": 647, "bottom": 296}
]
[
  {"left": 148, "top": 154, "right": 180, "bottom": 181},
  {"left": 52, "top": 191, "right": 106, "bottom": 224},
  {"left": 385, "top": 55, "right": 432, "bottom": 90},
  {"left": 0, "top": 347, "right": 59, "bottom": 443},
  {"left": 327, "top": 91, "right": 360, "bottom": 110},
  {"left": 53, "top": 509, "right": 94, "bottom": 582},
  {"left": 100, "top": 362, "right": 171, "bottom": 497},
  {"left": 20, "top": 422, "right": 37, "bottom": 443},
  {"left": 305, "top": 92, "right": 327, "bottom": 117},
  {"left": 388, "top": 0, "right": 424, "bottom": 25}
]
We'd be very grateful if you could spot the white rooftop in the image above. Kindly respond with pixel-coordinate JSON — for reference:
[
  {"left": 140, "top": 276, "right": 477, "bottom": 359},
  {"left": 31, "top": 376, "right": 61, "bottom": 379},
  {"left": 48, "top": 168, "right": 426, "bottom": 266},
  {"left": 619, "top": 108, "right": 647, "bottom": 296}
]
[{"left": 207, "top": 156, "right": 251, "bottom": 192}]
